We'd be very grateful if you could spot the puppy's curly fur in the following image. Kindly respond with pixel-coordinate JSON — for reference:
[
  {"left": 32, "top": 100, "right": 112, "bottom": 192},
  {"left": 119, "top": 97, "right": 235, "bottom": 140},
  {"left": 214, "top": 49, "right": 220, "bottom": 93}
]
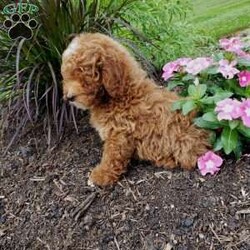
[{"left": 61, "top": 33, "right": 210, "bottom": 186}]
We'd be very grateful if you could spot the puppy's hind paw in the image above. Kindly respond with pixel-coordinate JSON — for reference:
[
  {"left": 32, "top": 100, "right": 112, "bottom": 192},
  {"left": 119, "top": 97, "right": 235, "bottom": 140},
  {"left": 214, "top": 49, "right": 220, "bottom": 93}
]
[{"left": 179, "top": 156, "right": 198, "bottom": 171}]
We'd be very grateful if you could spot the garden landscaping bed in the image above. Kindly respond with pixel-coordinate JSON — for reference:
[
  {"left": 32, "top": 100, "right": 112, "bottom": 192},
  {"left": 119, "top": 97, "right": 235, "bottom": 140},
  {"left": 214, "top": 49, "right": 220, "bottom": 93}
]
[
  {"left": 0, "top": 114, "right": 249, "bottom": 250},
  {"left": 1, "top": 0, "right": 250, "bottom": 249}
]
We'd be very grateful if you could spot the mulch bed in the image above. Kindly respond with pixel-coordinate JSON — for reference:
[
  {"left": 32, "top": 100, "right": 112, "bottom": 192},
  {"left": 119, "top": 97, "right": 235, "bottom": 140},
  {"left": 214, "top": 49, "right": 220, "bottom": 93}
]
[{"left": 0, "top": 114, "right": 249, "bottom": 250}]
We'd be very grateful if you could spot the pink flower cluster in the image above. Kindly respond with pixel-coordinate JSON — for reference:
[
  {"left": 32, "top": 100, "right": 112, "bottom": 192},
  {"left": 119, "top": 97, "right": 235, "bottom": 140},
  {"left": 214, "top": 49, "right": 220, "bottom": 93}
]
[
  {"left": 219, "top": 37, "right": 244, "bottom": 53},
  {"left": 218, "top": 37, "right": 250, "bottom": 80},
  {"left": 198, "top": 151, "right": 223, "bottom": 176},
  {"left": 162, "top": 37, "right": 250, "bottom": 83},
  {"left": 219, "top": 37, "right": 250, "bottom": 60},
  {"left": 163, "top": 59, "right": 250, "bottom": 88},
  {"left": 217, "top": 61, "right": 250, "bottom": 85},
  {"left": 215, "top": 98, "right": 250, "bottom": 127},
  {"left": 162, "top": 57, "right": 212, "bottom": 81}
]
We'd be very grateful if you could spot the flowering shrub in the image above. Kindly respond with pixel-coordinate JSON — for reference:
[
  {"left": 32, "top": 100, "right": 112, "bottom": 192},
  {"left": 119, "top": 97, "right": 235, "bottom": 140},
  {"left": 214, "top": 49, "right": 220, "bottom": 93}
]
[{"left": 162, "top": 36, "right": 250, "bottom": 175}]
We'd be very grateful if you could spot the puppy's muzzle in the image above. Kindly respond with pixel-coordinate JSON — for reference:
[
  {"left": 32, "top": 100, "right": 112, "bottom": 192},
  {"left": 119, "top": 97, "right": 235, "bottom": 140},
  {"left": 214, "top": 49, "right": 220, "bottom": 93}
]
[{"left": 63, "top": 95, "right": 75, "bottom": 102}]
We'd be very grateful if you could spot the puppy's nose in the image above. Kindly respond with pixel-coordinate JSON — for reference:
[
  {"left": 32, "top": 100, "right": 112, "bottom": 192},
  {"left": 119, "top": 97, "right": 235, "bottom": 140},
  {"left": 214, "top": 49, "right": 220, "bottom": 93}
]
[{"left": 63, "top": 95, "right": 75, "bottom": 102}]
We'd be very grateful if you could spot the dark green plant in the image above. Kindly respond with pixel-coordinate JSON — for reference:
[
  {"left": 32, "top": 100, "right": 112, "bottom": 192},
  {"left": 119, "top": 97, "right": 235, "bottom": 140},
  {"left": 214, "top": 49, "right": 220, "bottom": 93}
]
[{"left": 0, "top": 0, "right": 156, "bottom": 151}]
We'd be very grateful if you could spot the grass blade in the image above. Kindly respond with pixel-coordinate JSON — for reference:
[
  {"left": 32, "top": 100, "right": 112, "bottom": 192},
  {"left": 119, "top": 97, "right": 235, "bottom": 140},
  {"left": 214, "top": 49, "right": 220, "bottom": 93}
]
[{"left": 16, "top": 38, "right": 26, "bottom": 88}]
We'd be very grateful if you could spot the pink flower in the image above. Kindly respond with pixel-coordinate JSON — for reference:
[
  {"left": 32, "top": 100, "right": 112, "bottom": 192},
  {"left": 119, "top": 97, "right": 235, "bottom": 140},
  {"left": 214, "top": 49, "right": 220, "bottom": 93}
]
[
  {"left": 162, "top": 62, "right": 179, "bottom": 81},
  {"left": 198, "top": 151, "right": 223, "bottom": 176},
  {"left": 175, "top": 57, "right": 192, "bottom": 66},
  {"left": 218, "top": 59, "right": 239, "bottom": 79},
  {"left": 238, "top": 71, "right": 250, "bottom": 87},
  {"left": 240, "top": 99, "right": 250, "bottom": 127},
  {"left": 162, "top": 58, "right": 192, "bottom": 81},
  {"left": 215, "top": 98, "right": 242, "bottom": 121},
  {"left": 185, "top": 57, "right": 213, "bottom": 75},
  {"left": 219, "top": 37, "right": 244, "bottom": 53}
]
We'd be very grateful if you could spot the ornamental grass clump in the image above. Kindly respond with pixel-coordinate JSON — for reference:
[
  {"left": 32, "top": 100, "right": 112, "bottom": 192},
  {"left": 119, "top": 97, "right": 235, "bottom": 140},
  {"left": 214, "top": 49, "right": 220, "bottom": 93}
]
[
  {"left": 0, "top": 0, "right": 155, "bottom": 150},
  {"left": 162, "top": 36, "right": 250, "bottom": 175}
]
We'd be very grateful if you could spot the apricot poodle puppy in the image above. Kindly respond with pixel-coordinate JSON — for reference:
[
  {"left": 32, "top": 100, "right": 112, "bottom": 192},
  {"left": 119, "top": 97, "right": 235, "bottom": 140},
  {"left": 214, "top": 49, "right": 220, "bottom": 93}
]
[{"left": 61, "top": 33, "right": 210, "bottom": 186}]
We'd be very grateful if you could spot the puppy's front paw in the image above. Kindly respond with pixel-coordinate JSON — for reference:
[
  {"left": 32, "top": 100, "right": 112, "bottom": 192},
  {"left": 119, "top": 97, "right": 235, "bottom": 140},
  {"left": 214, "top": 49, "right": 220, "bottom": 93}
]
[
  {"left": 87, "top": 177, "right": 95, "bottom": 187},
  {"left": 89, "top": 165, "right": 118, "bottom": 187}
]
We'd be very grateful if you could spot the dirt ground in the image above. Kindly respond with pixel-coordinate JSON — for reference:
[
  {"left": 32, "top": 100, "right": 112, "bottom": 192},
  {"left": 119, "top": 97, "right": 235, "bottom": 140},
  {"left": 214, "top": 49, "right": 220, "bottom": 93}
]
[{"left": 0, "top": 113, "right": 249, "bottom": 250}]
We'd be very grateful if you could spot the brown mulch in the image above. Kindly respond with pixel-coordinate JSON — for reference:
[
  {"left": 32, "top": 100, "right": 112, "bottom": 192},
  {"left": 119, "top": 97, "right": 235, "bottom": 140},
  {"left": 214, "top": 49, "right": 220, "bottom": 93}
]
[{"left": 0, "top": 115, "right": 249, "bottom": 250}]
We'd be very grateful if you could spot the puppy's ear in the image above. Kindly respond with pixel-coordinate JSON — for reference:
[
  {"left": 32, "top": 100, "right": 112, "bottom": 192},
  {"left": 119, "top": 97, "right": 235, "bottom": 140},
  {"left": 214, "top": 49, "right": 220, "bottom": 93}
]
[{"left": 101, "top": 54, "right": 126, "bottom": 99}]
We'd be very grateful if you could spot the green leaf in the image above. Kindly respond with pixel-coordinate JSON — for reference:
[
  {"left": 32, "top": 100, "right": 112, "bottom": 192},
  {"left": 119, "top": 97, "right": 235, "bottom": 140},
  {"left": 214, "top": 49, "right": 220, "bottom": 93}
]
[
  {"left": 226, "top": 79, "right": 248, "bottom": 97},
  {"left": 221, "top": 127, "right": 238, "bottom": 155},
  {"left": 229, "top": 120, "right": 240, "bottom": 130},
  {"left": 188, "top": 85, "right": 197, "bottom": 97},
  {"left": 233, "top": 140, "right": 243, "bottom": 159},
  {"left": 196, "top": 84, "right": 207, "bottom": 98},
  {"left": 213, "top": 136, "right": 223, "bottom": 151},
  {"left": 209, "top": 131, "right": 217, "bottom": 144},
  {"left": 237, "top": 123, "right": 250, "bottom": 138},
  {"left": 213, "top": 52, "right": 224, "bottom": 61},
  {"left": 202, "top": 112, "right": 218, "bottom": 122},
  {"left": 201, "top": 91, "right": 233, "bottom": 104},
  {"left": 182, "top": 100, "right": 197, "bottom": 115},
  {"left": 167, "top": 81, "right": 184, "bottom": 91},
  {"left": 237, "top": 58, "right": 250, "bottom": 67},
  {"left": 187, "top": 84, "right": 207, "bottom": 99},
  {"left": 203, "top": 66, "right": 218, "bottom": 75},
  {"left": 194, "top": 117, "right": 221, "bottom": 129},
  {"left": 172, "top": 100, "right": 184, "bottom": 111},
  {"left": 182, "top": 74, "right": 195, "bottom": 81}
]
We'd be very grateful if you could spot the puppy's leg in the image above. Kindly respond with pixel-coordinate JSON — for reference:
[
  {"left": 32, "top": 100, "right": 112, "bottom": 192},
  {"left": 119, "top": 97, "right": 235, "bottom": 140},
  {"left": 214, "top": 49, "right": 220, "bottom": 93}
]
[{"left": 89, "top": 133, "right": 134, "bottom": 186}]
